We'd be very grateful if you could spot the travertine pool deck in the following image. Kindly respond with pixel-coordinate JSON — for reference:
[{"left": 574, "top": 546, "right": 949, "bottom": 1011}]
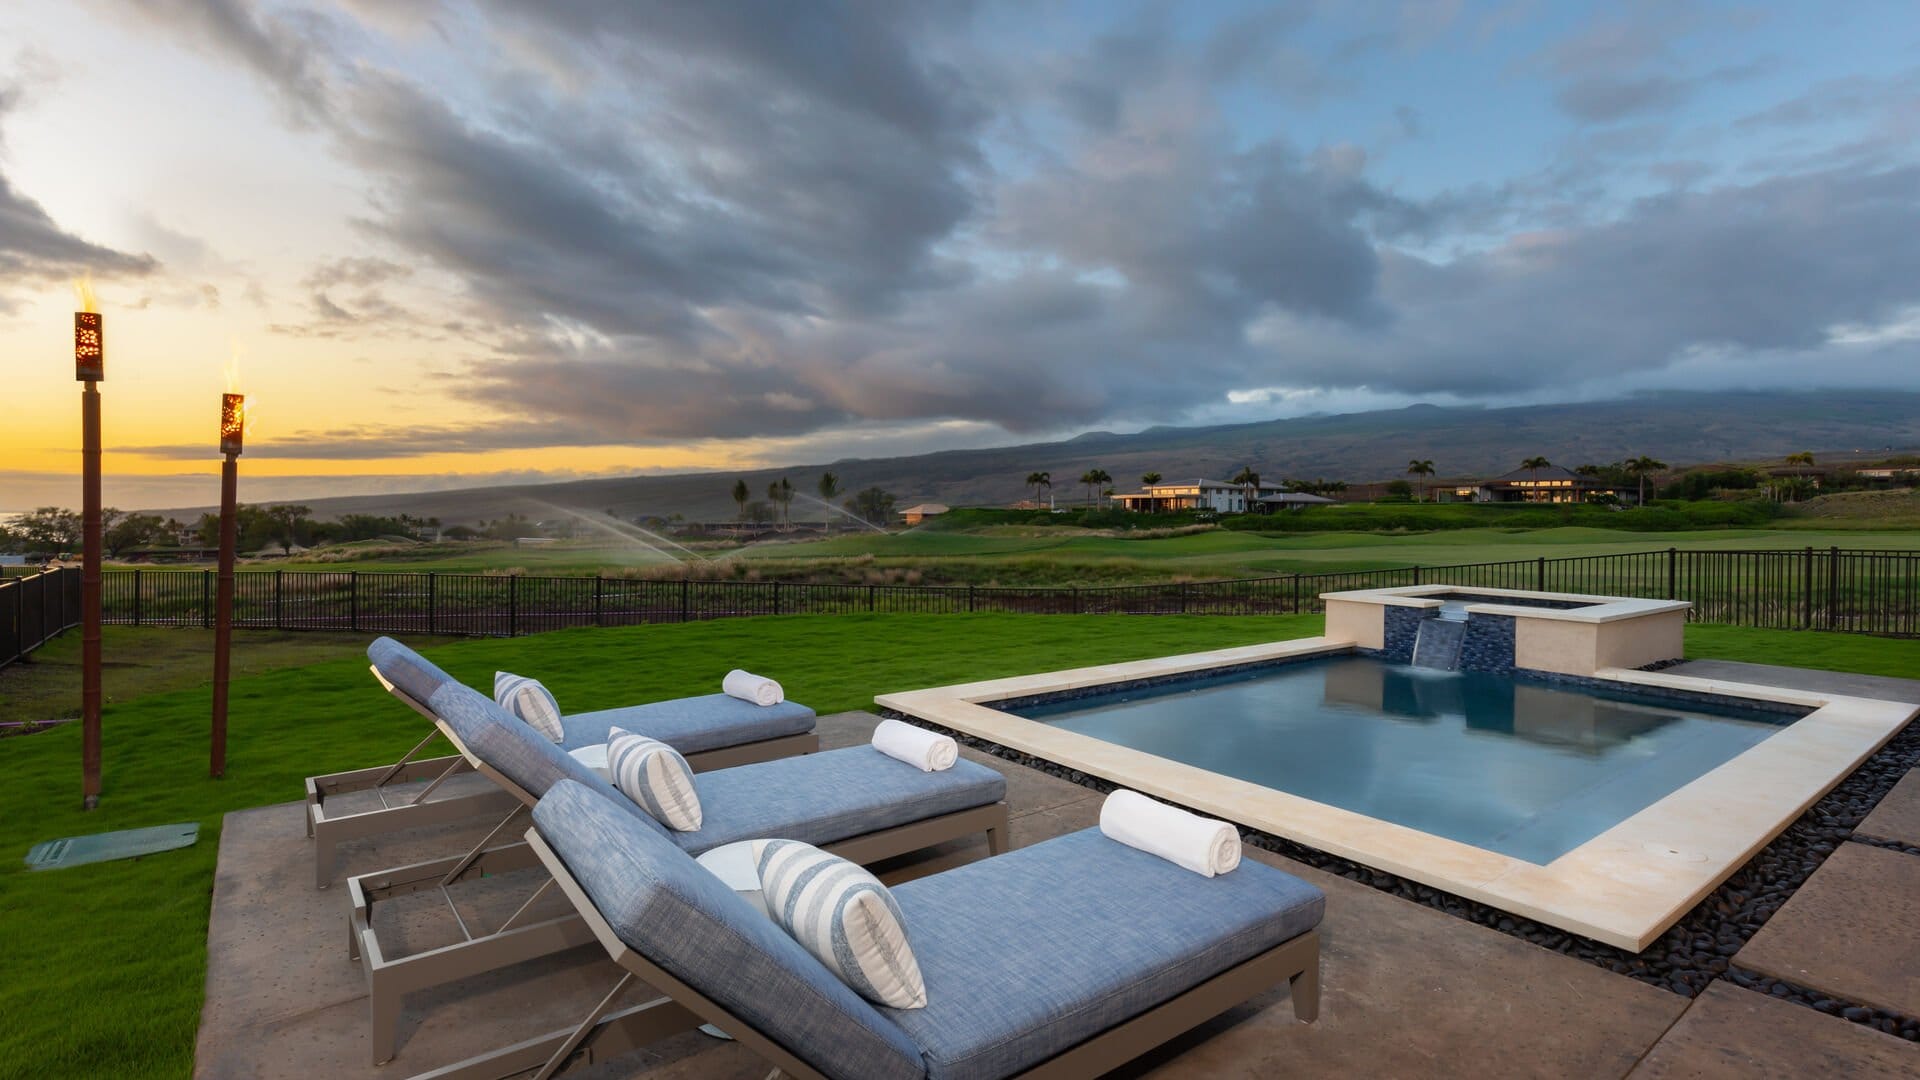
[{"left": 196, "top": 710, "right": 1919, "bottom": 1078}]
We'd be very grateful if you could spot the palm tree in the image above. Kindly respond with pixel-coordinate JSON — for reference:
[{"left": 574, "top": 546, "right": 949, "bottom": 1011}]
[
  {"left": 1785, "top": 451, "right": 1815, "bottom": 466},
  {"left": 1230, "top": 466, "right": 1260, "bottom": 513},
  {"left": 1025, "top": 471, "right": 1051, "bottom": 508},
  {"left": 817, "top": 472, "right": 841, "bottom": 502},
  {"left": 730, "top": 478, "right": 750, "bottom": 521},
  {"left": 1141, "top": 471, "right": 1162, "bottom": 487},
  {"left": 1089, "top": 468, "right": 1113, "bottom": 507},
  {"left": 767, "top": 478, "right": 795, "bottom": 526},
  {"left": 1624, "top": 455, "right": 1667, "bottom": 506},
  {"left": 1406, "top": 459, "right": 1434, "bottom": 502},
  {"left": 1520, "top": 456, "right": 1551, "bottom": 503}
]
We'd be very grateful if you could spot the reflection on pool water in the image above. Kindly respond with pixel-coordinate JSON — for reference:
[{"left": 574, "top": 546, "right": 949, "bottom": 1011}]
[{"left": 1008, "top": 656, "right": 1795, "bottom": 864}]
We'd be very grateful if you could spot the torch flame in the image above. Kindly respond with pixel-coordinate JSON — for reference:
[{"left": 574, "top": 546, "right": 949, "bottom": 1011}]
[{"left": 72, "top": 273, "right": 98, "bottom": 314}]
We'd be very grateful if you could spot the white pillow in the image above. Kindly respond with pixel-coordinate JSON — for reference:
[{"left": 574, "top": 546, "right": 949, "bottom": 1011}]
[
  {"left": 607, "top": 727, "right": 703, "bottom": 831},
  {"left": 493, "top": 671, "right": 564, "bottom": 743},
  {"left": 695, "top": 841, "right": 770, "bottom": 919},
  {"left": 751, "top": 838, "right": 926, "bottom": 1010}
]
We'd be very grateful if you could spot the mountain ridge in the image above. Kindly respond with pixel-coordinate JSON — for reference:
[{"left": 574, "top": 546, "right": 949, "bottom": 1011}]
[{"left": 143, "top": 390, "right": 1920, "bottom": 523}]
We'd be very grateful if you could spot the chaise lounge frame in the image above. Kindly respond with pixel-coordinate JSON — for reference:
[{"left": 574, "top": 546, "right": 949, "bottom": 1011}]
[
  {"left": 307, "top": 666, "right": 820, "bottom": 888},
  {"left": 347, "top": 704, "right": 1008, "bottom": 1065},
  {"left": 409, "top": 827, "right": 1319, "bottom": 1080}
]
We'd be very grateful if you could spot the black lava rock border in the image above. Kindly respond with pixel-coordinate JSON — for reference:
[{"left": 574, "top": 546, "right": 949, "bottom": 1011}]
[{"left": 881, "top": 708, "right": 1920, "bottom": 1043}]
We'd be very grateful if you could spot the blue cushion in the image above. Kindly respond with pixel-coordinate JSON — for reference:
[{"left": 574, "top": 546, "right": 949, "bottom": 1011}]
[
  {"left": 426, "top": 683, "right": 669, "bottom": 839},
  {"left": 368, "top": 636, "right": 457, "bottom": 704},
  {"left": 559, "top": 694, "right": 816, "bottom": 754},
  {"left": 671, "top": 747, "right": 1006, "bottom": 853},
  {"left": 532, "top": 780, "right": 927, "bottom": 1080},
  {"left": 884, "top": 828, "right": 1324, "bottom": 1080}
]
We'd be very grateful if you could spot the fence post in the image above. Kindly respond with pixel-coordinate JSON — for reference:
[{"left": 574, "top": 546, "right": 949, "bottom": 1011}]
[
  {"left": 508, "top": 574, "right": 518, "bottom": 637},
  {"left": 868, "top": 584, "right": 877, "bottom": 612},
  {"left": 1802, "top": 547, "right": 1813, "bottom": 629},
  {"left": 1179, "top": 582, "right": 1189, "bottom": 614},
  {"left": 428, "top": 573, "right": 438, "bottom": 635},
  {"left": 1072, "top": 586, "right": 1081, "bottom": 614},
  {"left": 594, "top": 575, "right": 604, "bottom": 627},
  {"left": 133, "top": 568, "right": 143, "bottom": 627},
  {"left": 679, "top": 579, "right": 690, "bottom": 623},
  {"left": 1536, "top": 557, "right": 1546, "bottom": 592},
  {"left": 350, "top": 571, "right": 360, "bottom": 632},
  {"left": 1667, "top": 548, "right": 1677, "bottom": 600},
  {"left": 203, "top": 569, "right": 212, "bottom": 628},
  {"left": 1411, "top": 565, "right": 1421, "bottom": 586},
  {"left": 772, "top": 581, "right": 782, "bottom": 616},
  {"left": 967, "top": 584, "right": 976, "bottom": 613},
  {"left": 274, "top": 569, "right": 283, "bottom": 630},
  {"left": 1825, "top": 547, "right": 1839, "bottom": 631},
  {"left": 1292, "top": 573, "right": 1301, "bottom": 614}
]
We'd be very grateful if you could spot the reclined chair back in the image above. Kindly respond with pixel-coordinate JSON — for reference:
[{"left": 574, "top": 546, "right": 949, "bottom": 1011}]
[
  {"left": 367, "top": 636, "right": 458, "bottom": 711},
  {"left": 532, "top": 779, "right": 927, "bottom": 1080},
  {"left": 426, "top": 682, "right": 672, "bottom": 838}
]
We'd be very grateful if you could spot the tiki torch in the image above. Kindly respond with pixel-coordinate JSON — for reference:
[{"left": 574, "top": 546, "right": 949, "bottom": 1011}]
[
  {"left": 210, "top": 391, "right": 243, "bottom": 779},
  {"left": 75, "top": 287, "right": 104, "bottom": 809}
]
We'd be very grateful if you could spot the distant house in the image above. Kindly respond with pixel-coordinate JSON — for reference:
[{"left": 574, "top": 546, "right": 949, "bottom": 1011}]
[
  {"left": 1459, "top": 466, "right": 1625, "bottom": 504},
  {"left": 1255, "top": 491, "right": 1336, "bottom": 512},
  {"left": 1113, "top": 479, "right": 1284, "bottom": 514},
  {"left": 899, "top": 503, "right": 950, "bottom": 525}
]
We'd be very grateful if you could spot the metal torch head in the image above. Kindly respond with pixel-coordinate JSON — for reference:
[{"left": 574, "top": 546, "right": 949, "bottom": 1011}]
[
  {"left": 220, "top": 393, "right": 245, "bottom": 455},
  {"left": 75, "top": 312, "right": 104, "bottom": 381}
]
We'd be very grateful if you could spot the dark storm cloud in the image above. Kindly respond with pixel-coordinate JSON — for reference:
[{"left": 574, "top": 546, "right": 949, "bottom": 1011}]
[
  {"left": 112, "top": 0, "right": 1920, "bottom": 456},
  {"left": 1252, "top": 165, "right": 1920, "bottom": 394}
]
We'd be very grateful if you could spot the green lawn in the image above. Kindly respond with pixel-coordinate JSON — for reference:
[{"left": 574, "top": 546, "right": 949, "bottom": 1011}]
[
  {"left": 256, "top": 524, "right": 1920, "bottom": 586},
  {"left": 1, "top": 615, "right": 1915, "bottom": 1077},
  {"left": 0, "top": 629, "right": 450, "bottom": 725}
]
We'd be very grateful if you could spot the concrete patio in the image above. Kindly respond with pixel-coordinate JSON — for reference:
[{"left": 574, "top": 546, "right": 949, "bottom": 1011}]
[{"left": 194, "top": 709, "right": 1920, "bottom": 1079}]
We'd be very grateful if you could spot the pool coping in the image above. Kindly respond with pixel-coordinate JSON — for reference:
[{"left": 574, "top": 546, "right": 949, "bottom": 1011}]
[
  {"left": 875, "top": 636, "right": 1918, "bottom": 952},
  {"left": 1321, "top": 583, "right": 1695, "bottom": 625}
]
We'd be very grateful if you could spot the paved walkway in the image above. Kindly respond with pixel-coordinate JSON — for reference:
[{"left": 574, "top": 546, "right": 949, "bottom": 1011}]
[
  {"left": 194, "top": 711, "right": 1919, "bottom": 1078},
  {"left": 1665, "top": 660, "right": 1920, "bottom": 705}
]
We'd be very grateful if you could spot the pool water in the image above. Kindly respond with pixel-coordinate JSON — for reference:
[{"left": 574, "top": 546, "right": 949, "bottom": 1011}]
[{"left": 1010, "top": 657, "right": 1795, "bottom": 864}]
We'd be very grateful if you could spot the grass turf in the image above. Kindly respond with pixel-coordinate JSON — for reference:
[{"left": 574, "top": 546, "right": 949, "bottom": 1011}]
[
  {"left": 0, "top": 628, "right": 450, "bottom": 725},
  {"left": 0, "top": 614, "right": 1914, "bottom": 1077},
  {"left": 254, "top": 524, "right": 1920, "bottom": 586}
]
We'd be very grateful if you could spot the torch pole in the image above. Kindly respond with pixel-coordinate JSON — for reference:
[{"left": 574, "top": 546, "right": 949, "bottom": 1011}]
[
  {"left": 81, "top": 379, "right": 103, "bottom": 808},
  {"left": 210, "top": 448, "right": 238, "bottom": 779}
]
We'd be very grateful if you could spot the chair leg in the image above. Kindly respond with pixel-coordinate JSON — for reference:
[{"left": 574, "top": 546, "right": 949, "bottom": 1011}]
[
  {"left": 985, "top": 823, "right": 1007, "bottom": 855},
  {"left": 315, "top": 829, "right": 336, "bottom": 890},
  {"left": 371, "top": 977, "right": 403, "bottom": 1065},
  {"left": 1289, "top": 960, "right": 1320, "bottom": 1023}
]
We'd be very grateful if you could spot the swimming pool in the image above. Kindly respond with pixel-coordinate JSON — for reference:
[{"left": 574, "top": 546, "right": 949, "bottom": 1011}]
[
  {"left": 877, "top": 632, "right": 1916, "bottom": 950},
  {"left": 1008, "top": 657, "right": 1793, "bottom": 864}
]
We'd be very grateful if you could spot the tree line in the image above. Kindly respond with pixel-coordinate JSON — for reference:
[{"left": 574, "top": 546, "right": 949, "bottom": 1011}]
[{"left": 723, "top": 472, "right": 896, "bottom": 526}]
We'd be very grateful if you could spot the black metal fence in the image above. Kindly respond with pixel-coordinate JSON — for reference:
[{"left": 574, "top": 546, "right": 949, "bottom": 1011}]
[
  {"left": 0, "top": 568, "right": 82, "bottom": 669},
  {"left": 2, "top": 548, "right": 1915, "bottom": 668}
]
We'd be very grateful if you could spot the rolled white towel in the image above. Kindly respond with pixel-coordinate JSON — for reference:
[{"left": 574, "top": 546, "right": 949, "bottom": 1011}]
[
  {"left": 871, "top": 718, "right": 958, "bottom": 772},
  {"left": 1098, "top": 789, "right": 1241, "bottom": 877},
  {"left": 722, "top": 669, "right": 784, "bottom": 707},
  {"left": 568, "top": 743, "right": 611, "bottom": 780}
]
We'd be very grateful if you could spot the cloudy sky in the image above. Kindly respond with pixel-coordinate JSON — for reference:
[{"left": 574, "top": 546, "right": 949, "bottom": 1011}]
[{"left": 2, "top": 0, "right": 1918, "bottom": 508}]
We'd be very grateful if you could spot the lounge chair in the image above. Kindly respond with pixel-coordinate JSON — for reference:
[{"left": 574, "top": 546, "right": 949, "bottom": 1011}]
[
  {"left": 411, "top": 778, "right": 1324, "bottom": 1080},
  {"left": 306, "top": 636, "right": 820, "bottom": 887},
  {"left": 349, "top": 681, "right": 1010, "bottom": 1064}
]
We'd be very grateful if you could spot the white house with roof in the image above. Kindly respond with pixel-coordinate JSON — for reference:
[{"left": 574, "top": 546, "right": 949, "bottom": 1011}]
[{"left": 1112, "top": 478, "right": 1285, "bottom": 514}]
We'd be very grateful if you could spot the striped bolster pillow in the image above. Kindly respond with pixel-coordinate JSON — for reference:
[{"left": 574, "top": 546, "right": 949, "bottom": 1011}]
[
  {"left": 753, "top": 839, "right": 927, "bottom": 1009},
  {"left": 493, "top": 671, "right": 564, "bottom": 743},
  {"left": 607, "top": 727, "right": 703, "bottom": 831}
]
